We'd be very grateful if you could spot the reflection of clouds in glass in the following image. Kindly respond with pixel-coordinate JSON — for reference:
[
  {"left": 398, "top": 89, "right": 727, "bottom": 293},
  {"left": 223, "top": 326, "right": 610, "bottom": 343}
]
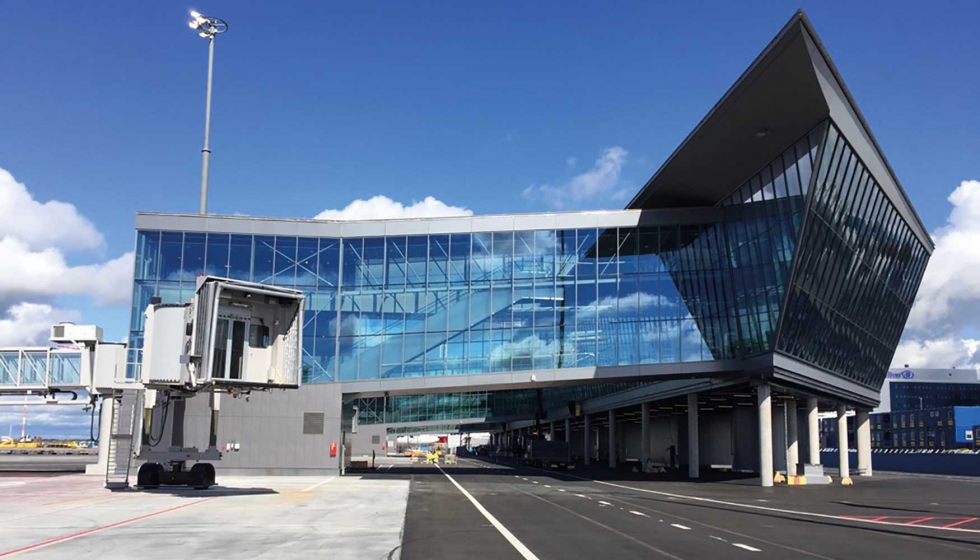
[{"left": 490, "top": 334, "right": 572, "bottom": 366}]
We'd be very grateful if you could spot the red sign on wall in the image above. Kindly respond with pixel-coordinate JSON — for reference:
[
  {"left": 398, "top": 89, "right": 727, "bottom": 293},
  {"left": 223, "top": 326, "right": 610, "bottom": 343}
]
[{"left": 329, "top": 441, "right": 338, "bottom": 457}]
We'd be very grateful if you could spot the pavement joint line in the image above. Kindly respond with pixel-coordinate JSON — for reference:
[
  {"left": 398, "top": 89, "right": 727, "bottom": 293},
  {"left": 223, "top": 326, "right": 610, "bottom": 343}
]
[
  {"left": 733, "top": 543, "right": 762, "bottom": 552},
  {"left": 527, "top": 466, "right": 980, "bottom": 535},
  {"left": 671, "top": 524, "right": 692, "bottom": 530},
  {"left": 301, "top": 477, "right": 335, "bottom": 492},
  {"left": 508, "top": 484, "right": 684, "bottom": 560},
  {"left": 435, "top": 465, "right": 540, "bottom": 560},
  {"left": 0, "top": 496, "right": 219, "bottom": 558}
]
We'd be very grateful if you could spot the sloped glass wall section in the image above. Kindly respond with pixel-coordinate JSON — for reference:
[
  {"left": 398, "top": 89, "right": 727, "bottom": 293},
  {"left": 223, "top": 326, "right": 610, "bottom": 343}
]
[
  {"left": 710, "top": 121, "right": 825, "bottom": 356},
  {"left": 777, "top": 122, "right": 930, "bottom": 389}
]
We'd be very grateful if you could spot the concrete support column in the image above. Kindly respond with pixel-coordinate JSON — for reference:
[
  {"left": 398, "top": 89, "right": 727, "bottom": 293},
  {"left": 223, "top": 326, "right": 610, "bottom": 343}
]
[
  {"left": 85, "top": 397, "right": 115, "bottom": 475},
  {"left": 807, "top": 397, "right": 820, "bottom": 465},
  {"left": 758, "top": 383, "right": 773, "bottom": 487},
  {"left": 837, "top": 404, "right": 852, "bottom": 485},
  {"left": 549, "top": 421, "right": 555, "bottom": 442},
  {"left": 856, "top": 409, "right": 872, "bottom": 477},
  {"left": 608, "top": 409, "right": 616, "bottom": 469},
  {"left": 641, "top": 402, "right": 651, "bottom": 465},
  {"left": 584, "top": 415, "right": 591, "bottom": 465},
  {"left": 687, "top": 393, "right": 699, "bottom": 479},
  {"left": 786, "top": 399, "right": 799, "bottom": 477}
]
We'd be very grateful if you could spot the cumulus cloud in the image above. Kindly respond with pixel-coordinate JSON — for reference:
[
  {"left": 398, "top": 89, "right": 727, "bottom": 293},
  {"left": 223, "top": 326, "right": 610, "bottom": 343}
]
[
  {"left": 524, "top": 147, "right": 629, "bottom": 209},
  {"left": 314, "top": 195, "right": 472, "bottom": 221},
  {"left": 895, "top": 180, "right": 980, "bottom": 369},
  {"left": 0, "top": 168, "right": 104, "bottom": 251},
  {"left": 892, "top": 337, "right": 980, "bottom": 370},
  {"left": 0, "top": 234, "right": 134, "bottom": 306},
  {"left": 0, "top": 166, "right": 134, "bottom": 309},
  {"left": 0, "top": 303, "right": 80, "bottom": 346}
]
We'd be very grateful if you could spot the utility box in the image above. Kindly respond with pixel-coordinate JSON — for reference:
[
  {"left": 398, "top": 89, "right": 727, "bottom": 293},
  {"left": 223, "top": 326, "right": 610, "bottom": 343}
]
[
  {"left": 50, "top": 323, "right": 103, "bottom": 344},
  {"left": 140, "top": 276, "right": 305, "bottom": 390}
]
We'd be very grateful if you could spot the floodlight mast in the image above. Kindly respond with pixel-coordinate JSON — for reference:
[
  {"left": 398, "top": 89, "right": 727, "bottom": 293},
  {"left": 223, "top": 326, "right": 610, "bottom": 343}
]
[{"left": 188, "top": 11, "right": 228, "bottom": 215}]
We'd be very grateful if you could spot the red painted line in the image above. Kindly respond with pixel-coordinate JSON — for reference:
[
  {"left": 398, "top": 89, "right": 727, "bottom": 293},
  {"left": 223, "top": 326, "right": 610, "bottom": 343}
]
[
  {"left": 943, "top": 517, "right": 979, "bottom": 529},
  {"left": 904, "top": 517, "right": 936, "bottom": 525},
  {"left": 0, "top": 496, "right": 219, "bottom": 557},
  {"left": 871, "top": 516, "right": 888, "bottom": 521}
]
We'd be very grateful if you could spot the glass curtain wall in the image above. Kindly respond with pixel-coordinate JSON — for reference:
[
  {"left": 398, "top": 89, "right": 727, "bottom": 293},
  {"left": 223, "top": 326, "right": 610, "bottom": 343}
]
[
  {"left": 778, "top": 122, "right": 930, "bottom": 389},
  {"left": 712, "top": 122, "right": 825, "bottom": 355},
  {"left": 130, "top": 223, "right": 740, "bottom": 382}
]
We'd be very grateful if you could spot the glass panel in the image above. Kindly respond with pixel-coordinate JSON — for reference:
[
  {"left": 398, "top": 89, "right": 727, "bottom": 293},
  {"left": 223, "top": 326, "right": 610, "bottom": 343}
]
[
  {"left": 135, "top": 231, "right": 160, "bottom": 281},
  {"left": 252, "top": 236, "right": 275, "bottom": 284},
  {"left": 228, "top": 235, "right": 253, "bottom": 281},
  {"left": 159, "top": 232, "right": 183, "bottom": 282},
  {"left": 205, "top": 234, "right": 229, "bottom": 277}
]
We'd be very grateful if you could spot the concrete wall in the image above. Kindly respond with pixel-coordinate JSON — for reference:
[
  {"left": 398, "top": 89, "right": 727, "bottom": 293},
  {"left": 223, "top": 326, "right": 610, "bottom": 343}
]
[
  {"left": 350, "top": 424, "right": 387, "bottom": 458},
  {"left": 157, "top": 383, "right": 346, "bottom": 475}
]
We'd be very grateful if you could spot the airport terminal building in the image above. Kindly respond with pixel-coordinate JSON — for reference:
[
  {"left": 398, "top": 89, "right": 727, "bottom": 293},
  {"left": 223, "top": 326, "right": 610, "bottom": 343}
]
[{"left": 130, "top": 13, "right": 932, "bottom": 484}]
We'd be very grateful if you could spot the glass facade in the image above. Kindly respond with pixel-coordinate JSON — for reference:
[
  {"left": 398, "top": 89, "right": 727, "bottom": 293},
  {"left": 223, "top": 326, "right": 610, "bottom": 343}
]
[
  {"left": 777, "top": 122, "right": 929, "bottom": 389},
  {"left": 355, "top": 382, "right": 641, "bottom": 425},
  {"left": 131, "top": 222, "right": 748, "bottom": 382},
  {"left": 125, "top": 121, "right": 927, "bottom": 395}
]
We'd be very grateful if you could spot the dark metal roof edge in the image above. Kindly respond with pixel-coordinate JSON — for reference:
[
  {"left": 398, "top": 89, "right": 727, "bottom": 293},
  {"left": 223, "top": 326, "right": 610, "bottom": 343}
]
[{"left": 625, "top": 9, "right": 809, "bottom": 211}]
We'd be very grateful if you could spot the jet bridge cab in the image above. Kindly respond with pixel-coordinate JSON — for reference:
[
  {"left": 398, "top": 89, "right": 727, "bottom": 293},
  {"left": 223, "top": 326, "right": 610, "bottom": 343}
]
[
  {"left": 140, "top": 276, "right": 304, "bottom": 390},
  {"left": 135, "top": 276, "right": 304, "bottom": 489}
]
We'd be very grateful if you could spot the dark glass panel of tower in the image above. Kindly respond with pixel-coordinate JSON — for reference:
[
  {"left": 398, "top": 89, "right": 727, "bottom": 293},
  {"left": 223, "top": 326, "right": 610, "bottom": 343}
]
[{"left": 778, "top": 122, "right": 929, "bottom": 389}]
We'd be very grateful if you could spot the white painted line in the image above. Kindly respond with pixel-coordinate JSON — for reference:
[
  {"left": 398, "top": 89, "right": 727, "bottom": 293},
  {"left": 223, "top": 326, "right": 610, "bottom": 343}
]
[
  {"left": 532, "top": 481, "right": 539, "bottom": 484},
  {"left": 733, "top": 543, "right": 761, "bottom": 552},
  {"left": 558, "top": 489, "right": 566, "bottom": 492},
  {"left": 544, "top": 485, "right": 551, "bottom": 488},
  {"left": 532, "top": 467, "right": 980, "bottom": 535},
  {"left": 575, "top": 494, "right": 588, "bottom": 499},
  {"left": 598, "top": 501, "right": 612, "bottom": 507},
  {"left": 629, "top": 510, "right": 650, "bottom": 518},
  {"left": 522, "top": 478, "right": 528, "bottom": 481},
  {"left": 671, "top": 524, "right": 691, "bottom": 530},
  {"left": 436, "top": 465, "right": 540, "bottom": 560},
  {"left": 301, "top": 478, "right": 335, "bottom": 492},
  {"left": 0, "top": 481, "right": 26, "bottom": 488},
  {"left": 710, "top": 535, "right": 728, "bottom": 543}
]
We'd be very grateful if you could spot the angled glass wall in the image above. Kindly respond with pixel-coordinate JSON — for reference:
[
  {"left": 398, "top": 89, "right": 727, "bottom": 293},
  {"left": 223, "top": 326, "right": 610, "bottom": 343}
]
[
  {"left": 711, "top": 122, "right": 824, "bottom": 355},
  {"left": 777, "top": 122, "right": 930, "bottom": 389}
]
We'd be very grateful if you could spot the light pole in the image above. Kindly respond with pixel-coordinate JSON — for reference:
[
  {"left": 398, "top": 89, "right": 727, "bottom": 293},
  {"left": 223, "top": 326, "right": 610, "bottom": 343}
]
[{"left": 188, "top": 11, "right": 228, "bottom": 215}]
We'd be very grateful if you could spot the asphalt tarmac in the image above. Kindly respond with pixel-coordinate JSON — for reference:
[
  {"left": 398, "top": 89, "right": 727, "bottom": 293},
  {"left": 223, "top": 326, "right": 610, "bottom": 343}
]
[{"left": 396, "top": 457, "right": 980, "bottom": 560}]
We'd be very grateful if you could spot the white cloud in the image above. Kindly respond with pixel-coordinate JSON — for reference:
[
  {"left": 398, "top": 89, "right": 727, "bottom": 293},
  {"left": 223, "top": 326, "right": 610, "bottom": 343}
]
[
  {"left": 566, "top": 157, "right": 577, "bottom": 169},
  {"left": 314, "top": 195, "right": 472, "bottom": 221},
  {"left": 905, "top": 181, "right": 980, "bottom": 334},
  {"left": 892, "top": 337, "right": 980, "bottom": 370},
  {"left": 0, "top": 168, "right": 104, "bottom": 251},
  {"left": 0, "top": 303, "right": 79, "bottom": 346},
  {"left": 524, "top": 147, "right": 629, "bottom": 209},
  {"left": 895, "top": 180, "right": 980, "bottom": 369},
  {"left": 0, "top": 238, "right": 134, "bottom": 306}
]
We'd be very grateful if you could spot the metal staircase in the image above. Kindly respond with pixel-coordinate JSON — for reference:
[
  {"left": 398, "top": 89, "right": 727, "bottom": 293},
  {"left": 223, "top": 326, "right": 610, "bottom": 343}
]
[{"left": 105, "top": 389, "right": 141, "bottom": 489}]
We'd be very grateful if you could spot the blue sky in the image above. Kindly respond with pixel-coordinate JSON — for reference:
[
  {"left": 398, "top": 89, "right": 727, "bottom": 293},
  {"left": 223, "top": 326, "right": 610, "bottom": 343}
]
[{"left": 0, "top": 1, "right": 978, "bottom": 435}]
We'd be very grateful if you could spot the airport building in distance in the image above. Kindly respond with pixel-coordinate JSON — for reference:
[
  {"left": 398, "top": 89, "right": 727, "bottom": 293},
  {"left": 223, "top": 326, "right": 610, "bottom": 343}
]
[{"left": 130, "top": 11, "right": 932, "bottom": 485}]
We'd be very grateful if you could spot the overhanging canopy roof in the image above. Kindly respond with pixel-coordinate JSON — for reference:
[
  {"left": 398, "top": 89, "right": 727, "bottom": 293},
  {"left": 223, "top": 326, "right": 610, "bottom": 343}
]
[{"left": 627, "top": 10, "right": 932, "bottom": 251}]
